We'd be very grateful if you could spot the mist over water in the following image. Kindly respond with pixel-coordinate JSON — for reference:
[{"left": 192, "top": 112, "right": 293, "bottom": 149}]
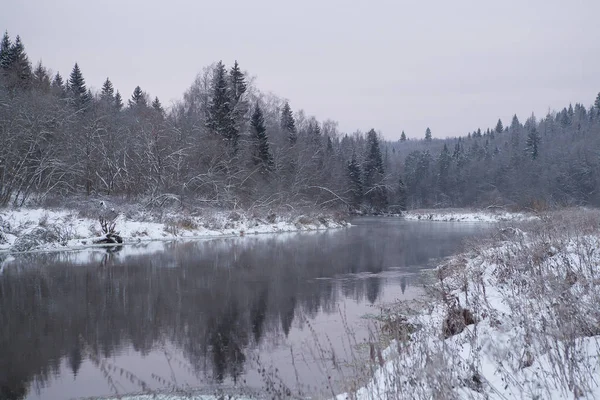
[{"left": 0, "top": 218, "right": 488, "bottom": 399}]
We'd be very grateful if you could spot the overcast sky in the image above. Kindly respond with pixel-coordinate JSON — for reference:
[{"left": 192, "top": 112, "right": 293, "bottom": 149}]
[{"left": 2, "top": 0, "right": 599, "bottom": 140}]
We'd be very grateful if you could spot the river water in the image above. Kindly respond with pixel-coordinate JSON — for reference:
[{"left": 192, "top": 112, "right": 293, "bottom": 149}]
[{"left": 0, "top": 218, "right": 489, "bottom": 400}]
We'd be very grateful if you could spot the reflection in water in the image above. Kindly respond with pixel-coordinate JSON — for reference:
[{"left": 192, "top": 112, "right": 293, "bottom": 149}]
[{"left": 0, "top": 218, "right": 486, "bottom": 399}]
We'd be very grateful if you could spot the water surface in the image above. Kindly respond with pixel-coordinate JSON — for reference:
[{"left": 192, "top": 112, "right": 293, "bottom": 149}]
[{"left": 0, "top": 218, "right": 489, "bottom": 399}]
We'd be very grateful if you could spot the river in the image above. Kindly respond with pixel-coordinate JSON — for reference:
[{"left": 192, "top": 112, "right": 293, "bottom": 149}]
[{"left": 0, "top": 218, "right": 489, "bottom": 400}]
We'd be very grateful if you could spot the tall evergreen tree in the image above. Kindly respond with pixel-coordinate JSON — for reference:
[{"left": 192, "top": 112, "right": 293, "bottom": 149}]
[
  {"left": 0, "top": 31, "right": 13, "bottom": 70},
  {"left": 128, "top": 85, "right": 146, "bottom": 107},
  {"left": 364, "top": 129, "right": 387, "bottom": 210},
  {"left": 229, "top": 60, "right": 248, "bottom": 135},
  {"left": 595, "top": 92, "right": 600, "bottom": 113},
  {"left": 32, "top": 61, "right": 50, "bottom": 92},
  {"left": 229, "top": 60, "right": 246, "bottom": 103},
  {"left": 400, "top": 131, "right": 406, "bottom": 142},
  {"left": 347, "top": 152, "right": 363, "bottom": 209},
  {"left": 100, "top": 77, "right": 114, "bottom": 101},
  {"left": 207, "top": 61, "right": 237, "bottom": 149},
  {"left": 496, "top": 118, "right": 504, "bottom": 134},
  {"left": 2, "top": 35, "right": 32, "bottom": 89},
  {"left": 526, "top": 126, "right": 541, "bottom": 160},
  {"left": 425, "top": 127, "right": 432, "bottom": 141},
  {"left": 152, "top": 96, "right": 164, "bottom": 114},
  {"left": 250, "top": 103, "right": 273, "bottom": 171},
  {"left": 280, "top": 101, "right": 297, "bottom": 144},
  {"left": 51, "top": 72, "right": 64, "bottom": 94},
  {"left": 68, "top": 63, "right": 90, "bottom": 109},
  {"left": 114, "top": 91, "right": 123, "bottom": 111}
]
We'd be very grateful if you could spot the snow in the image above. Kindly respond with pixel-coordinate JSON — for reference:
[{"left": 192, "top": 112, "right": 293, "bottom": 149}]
[
  {"left": 335, "top": 214, "right": 600, "bottom": 399},
  {"left": 403, "top": 208, "right": 537, "bottom": 222},
  {"left": 0, "top": 207, "right": 350, "bottom": 254},
  {"left": 98, "top": 395, "right": 254, "bottom": 400}
]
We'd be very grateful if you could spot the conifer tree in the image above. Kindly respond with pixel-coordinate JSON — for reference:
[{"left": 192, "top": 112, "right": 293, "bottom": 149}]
[
  {"left": 152, "top": 96, "right": 164, "bottom": 114},
  {"left": 229, "top": 60, "right": 248, "bottom": 135},
  {"left": 250, "top": 103, "right": 273, "bottom": 171},
  {"left": 10, "top": 36, "right": 31, "bottom": 83},
  {"left": 114, "top": 91, "right": 123, "bottom": 111},
  {"left": 364, "top": 129, "right": 387, "bottom": 210},
  {"left": 594, "top": 92, "right": 600, "bottom": 113},
  {"left": 207, "top": 61, "right": 237, "bottom": 149},
  {"left": 100, "top": 78, "right": 114, "bottom": 101},
  {"left": 128, "top": 86, "right": 146, "bottom": 107},
  {"left": 51, "top": 72, "right": 64, "bottom": 94},
  {"left": 400, "top": 131, "right": 406, "bottom": 142},
  {"left": 495, "top": 118, "right": 504, "bottom": 134},
  {"left": 32, "top": 61, "right": 50, "bottom": 92},
  {"left": 526, "top": 126, "right": 541, "bottom": 160},
  {"left": 68, "top": 63, "right": 90, "bottom": 109},
  {"left": 347, "top": 152, "right": 363, "bottom": 208},
  {"left": 280, "top": 101, "right": 297, "bottom": 143},
  {"left": 425, "top": 127, "right": 432, "bottom": 141},
  {"left": 229, "top": 60, "right": 246, "bottom": 103},
  {"left": 0, "top": 31, "right": 12, "bottom": 69}
]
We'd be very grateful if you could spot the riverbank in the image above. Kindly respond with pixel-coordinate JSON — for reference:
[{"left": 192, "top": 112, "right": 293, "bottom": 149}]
[
  {"left": 0, "top": 205, "right": 350, "bottom": 254},
  {"left": 337, "top": 209, "right": 600, "bottom": 399},
  {"left": 403, "top": 208, "right": 536, "bottom": 222}
]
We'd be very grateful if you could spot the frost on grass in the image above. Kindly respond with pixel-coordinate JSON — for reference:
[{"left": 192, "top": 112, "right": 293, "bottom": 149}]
[
  {"left": 0, "top": 205, "right": 350, "bottom": 254},
  {"left": 403, "top": 208, "right": 536, "bottom": 223},
  {"left": 339, "top": 209, "right": 600, "bottom": 400}
]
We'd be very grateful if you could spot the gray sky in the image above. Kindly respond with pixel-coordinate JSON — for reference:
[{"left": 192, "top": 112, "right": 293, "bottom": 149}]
[{"left": 2, "top": 0, "right": 600, "bottom": 140}]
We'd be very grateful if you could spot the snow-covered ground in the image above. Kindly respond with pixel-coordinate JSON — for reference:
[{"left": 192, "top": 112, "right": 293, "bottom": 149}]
[
  {"left": 0, "top": 207, "right": 349, "bottom": 254},
  {"left": 337, "top": 210, "right": 600, "bottom": 399},
  {"left": 403, "top": 208, "right": 537, "bottom": 222}
]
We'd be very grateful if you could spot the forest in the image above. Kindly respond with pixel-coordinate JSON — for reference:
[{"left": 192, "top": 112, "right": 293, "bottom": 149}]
[{"left": 2, "top": 30, "right": 600, "bottom": 212}]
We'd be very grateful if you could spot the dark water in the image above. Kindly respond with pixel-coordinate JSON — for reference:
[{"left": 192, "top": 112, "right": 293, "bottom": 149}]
[{"left": 0, "top": 218, "right": 488, "bottom": 400}]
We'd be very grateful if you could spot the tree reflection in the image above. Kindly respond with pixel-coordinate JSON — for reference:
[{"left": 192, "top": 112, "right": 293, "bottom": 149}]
[{"left": 0, "top": 221, "right": 480, "bottom": 397}]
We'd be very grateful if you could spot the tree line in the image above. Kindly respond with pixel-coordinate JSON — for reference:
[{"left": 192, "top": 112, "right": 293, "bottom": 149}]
[{"left": 1, "top": 30, "right": 600, "bottom": 211}]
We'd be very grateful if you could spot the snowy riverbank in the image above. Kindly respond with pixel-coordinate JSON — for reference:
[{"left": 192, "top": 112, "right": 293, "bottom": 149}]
[
  {"left": 403, "top": 208, "right": 537, "bottom": 222},
  {"left": 0, "top": 206, "right": 350, "bottom": 254},
  {"left": 336, "top": 209, "right": 600, "bottom": 399}
]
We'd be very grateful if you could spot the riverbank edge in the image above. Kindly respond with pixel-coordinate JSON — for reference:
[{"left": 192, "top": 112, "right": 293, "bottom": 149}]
[
  {"left": 403, "top": 207, "right": 537, "bottom": 222},
  {"left": 0, "top": 206, "right": 350, "bottom": 255},
  {"left": 335, "top": 208, "right": 600, "bottom": 399}
]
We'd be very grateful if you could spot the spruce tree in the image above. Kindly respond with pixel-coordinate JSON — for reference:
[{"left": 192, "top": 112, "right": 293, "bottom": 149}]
[
  {"left": 32, "top": 61, "right": 50, "bottom": 92},
  {"left": 114, "top": 91, "right": 123, "bottom": 111},
  {"left": 10, "top": 36, "right": 31, "bottom": 85},
  {"left": 496, "top": 118, "right": 504, "bottom": 134},
  {"left": 229, "top": 60, "right": 247, "bottom": 103},
  {"left": 128, "top": 86, "right": 146, "bottom": 107},
  {"left": 347, "top": 152, "right": 363, "bottom": 209},
  {"left": 152, "top": 96, "right": 164, "bottom": 113},
  {"left": 364, "top": 129, "right": 387, "bottom": 210},
  {"left": 51, "top": 72, "right": 64, "bottom": 93},
  {"left": 250, "top": 103, "right": 274, "bottom": 171},
  {"left": 425, "top": 127, "right": 432, "bottom": 141},
  {"left": 229, "top": 60, "right": 248, "bottom": 136},
  {"left": 207, "top": 61, "right": 237, "bottom": 149},
  {"left": 280, "top": 101, "right": 297, "bottom": 144},
  {"left": 100, "top": 77, "right": 114, "bottom": 101},
  {"left": 0, "top": 31, "right": 13, "bottom": 70},
  {"left": 400, "top": 131, "right": 406, "bottom": 142},
  {"left": 68, "top": 63, "right": 90, "bottom": 109},
  {"left": 526, "top": 126, "right": 541, "bottom": 160},
  {"left": 594, "top": 92, "right": 600, "bottom": 113}
]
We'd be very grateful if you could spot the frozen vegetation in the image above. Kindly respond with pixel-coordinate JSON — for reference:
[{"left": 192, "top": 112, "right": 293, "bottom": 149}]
[
  {"left": 0, "top": 204, "right": 349, "bottom": 254},
  {"left": 403, "top": 208, "right": 537, "bottom": 222},
  {"left": 336, "top": 209, "right": 600, "bottom": 399}
]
